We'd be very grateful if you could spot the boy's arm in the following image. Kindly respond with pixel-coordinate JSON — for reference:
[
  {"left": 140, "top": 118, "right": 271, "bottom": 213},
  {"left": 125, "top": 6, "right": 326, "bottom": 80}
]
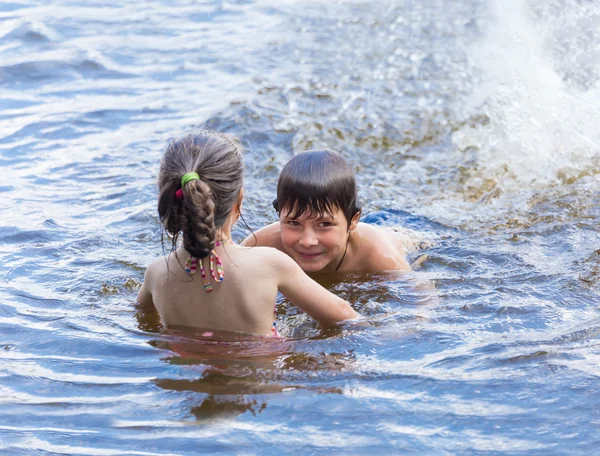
[{"left": 241, "top": 222, "right": 284, "bottom": 249}]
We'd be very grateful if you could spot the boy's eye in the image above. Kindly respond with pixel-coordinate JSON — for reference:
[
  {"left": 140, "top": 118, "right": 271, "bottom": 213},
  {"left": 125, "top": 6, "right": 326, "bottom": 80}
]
[
  {"left": 287, "top": 220, "right": 301, "bottom": 227},
  {"left": 319, "top": 221, "right": 334, "bottom": 227}
]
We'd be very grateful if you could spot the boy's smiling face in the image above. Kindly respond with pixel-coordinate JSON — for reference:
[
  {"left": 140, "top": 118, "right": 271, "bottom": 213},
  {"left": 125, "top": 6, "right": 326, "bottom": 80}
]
[{"left": 279, "top": 206, "right": 358, "bottom": 272}]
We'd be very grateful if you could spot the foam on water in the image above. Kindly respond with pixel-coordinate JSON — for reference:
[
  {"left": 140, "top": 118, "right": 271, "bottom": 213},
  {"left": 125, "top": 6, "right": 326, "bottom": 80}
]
[{"left": 455, "top": 0, "right": 600, "bottom": 187}]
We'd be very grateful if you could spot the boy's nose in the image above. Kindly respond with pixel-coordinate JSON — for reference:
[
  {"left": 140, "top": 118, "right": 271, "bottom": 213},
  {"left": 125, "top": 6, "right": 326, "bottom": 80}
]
[{"left": 298, "top": 230, "right": 318, "bottom": 247}]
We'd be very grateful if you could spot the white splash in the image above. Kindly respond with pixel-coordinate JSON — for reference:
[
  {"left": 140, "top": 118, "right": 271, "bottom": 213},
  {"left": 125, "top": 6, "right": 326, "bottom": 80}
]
[{"left": 455, "top": 0, "right": 600, "bottom": 187}]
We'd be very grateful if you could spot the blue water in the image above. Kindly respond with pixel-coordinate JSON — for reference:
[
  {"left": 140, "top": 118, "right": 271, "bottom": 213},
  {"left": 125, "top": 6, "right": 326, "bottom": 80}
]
[{"left": 2, "top": 0, "right": 600, "bottom": 454}]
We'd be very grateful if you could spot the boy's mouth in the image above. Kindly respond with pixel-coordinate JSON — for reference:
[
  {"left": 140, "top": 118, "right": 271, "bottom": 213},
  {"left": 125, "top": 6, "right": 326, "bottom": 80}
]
[{"left": 297, "top": 251, "right": 323, "bottom": 260}]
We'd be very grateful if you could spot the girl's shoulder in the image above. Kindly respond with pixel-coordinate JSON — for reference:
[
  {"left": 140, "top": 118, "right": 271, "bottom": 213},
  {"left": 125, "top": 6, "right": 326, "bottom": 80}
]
[
  {"left": 234, "top": 244, "right": 291, "bottom": 268},
  {"left": 233, "top": 245, "right": 301, "bottom": 287},
  {"left": 145, "top": 255, "right": 168, "bottom": 279}
]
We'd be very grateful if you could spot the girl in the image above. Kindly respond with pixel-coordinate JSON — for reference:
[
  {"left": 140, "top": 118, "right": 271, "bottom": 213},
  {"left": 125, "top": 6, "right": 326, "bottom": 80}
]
[
  {"left": 137, "top": 132, "right": 358, "bottom": 336},
  {"left": 242, "top": 149, "right": 413, "bottom": 273}
]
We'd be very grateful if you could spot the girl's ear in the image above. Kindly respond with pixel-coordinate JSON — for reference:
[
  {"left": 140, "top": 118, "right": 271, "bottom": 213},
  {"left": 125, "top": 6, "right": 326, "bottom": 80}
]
[
  {"left": 349, "top": 210, "right": 361, "bottom": 232},
  {"left": 232, "top": 189, "right": 244, "bottom": 224},
  {"left": 236, "top": 188, "right": 244, "bottom": 212}
]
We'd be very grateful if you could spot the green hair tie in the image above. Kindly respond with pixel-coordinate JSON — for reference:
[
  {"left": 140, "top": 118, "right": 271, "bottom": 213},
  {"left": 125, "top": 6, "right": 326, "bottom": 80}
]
[{"left": 181, "top": 172, "right": 200, "bottom": 188}]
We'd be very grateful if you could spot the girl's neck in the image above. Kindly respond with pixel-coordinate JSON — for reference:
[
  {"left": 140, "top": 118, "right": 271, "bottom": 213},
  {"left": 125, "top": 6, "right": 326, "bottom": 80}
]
[
  {"left": 215, "top": 230, "right": 231, "bottom": 243},
  {"left": 215, "top": 215, "right": 234, "bottom": 243}
]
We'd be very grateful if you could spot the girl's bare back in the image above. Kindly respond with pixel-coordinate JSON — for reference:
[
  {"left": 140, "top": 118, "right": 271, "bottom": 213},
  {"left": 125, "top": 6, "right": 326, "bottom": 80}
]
[{"left": 144, "top": 245, "right": 283, "bottom": 335}]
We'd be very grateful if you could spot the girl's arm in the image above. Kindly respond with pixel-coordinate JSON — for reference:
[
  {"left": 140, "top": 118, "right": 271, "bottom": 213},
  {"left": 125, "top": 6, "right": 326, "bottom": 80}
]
[
  {"left": 273, "top": 251, "right": 358, "bottom": 327},
  {"left": 137, "top": 267, "right": 155, "bottom": 309}
]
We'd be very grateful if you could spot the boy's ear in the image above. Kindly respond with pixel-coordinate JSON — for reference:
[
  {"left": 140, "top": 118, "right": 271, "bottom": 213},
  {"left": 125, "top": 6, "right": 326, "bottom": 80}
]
[{"left": 349, "top": 211, "right": 361, "bottom": 232}]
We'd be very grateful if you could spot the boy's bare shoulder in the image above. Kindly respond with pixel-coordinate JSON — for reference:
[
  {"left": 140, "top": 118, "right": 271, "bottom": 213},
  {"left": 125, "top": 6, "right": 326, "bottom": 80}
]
[
  {"left": 242, "top": 222, "right": 284, "bottom": 250},
  {"left": 360, "top": 222, "right": 409, "bottom": 243},
  {"left": 353, "top": 223, "right": 410, "bottom": 271},
  {"left": 354, "top": 222, "right": 403, "bottom": 247}
]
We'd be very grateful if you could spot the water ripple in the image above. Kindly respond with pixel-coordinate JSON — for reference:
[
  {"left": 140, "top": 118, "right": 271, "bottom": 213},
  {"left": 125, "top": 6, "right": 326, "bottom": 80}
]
[{"left": 1, "top": 0, "right": 599, "bottom": 453}]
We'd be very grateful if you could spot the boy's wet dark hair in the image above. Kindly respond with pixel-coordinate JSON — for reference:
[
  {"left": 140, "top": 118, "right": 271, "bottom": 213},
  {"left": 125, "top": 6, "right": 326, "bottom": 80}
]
[{"left": 273, "top": 149, "right": 361, "bottom": 226}]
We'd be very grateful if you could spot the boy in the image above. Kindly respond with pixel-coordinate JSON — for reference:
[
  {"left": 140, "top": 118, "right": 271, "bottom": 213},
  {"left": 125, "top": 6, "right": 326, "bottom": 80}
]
[{"left": 242, "top": 149, "right": 411, "bottom": 273}]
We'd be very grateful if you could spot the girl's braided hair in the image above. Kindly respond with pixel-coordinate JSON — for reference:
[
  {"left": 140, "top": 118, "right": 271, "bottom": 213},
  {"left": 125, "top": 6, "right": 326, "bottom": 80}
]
[{"left": 157, "top": 131, "right": 243, "bottom": 258}]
